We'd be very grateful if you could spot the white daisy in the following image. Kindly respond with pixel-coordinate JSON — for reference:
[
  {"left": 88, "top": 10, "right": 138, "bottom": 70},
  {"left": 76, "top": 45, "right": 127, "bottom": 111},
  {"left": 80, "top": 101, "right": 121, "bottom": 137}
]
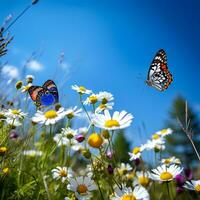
[
  {"left": 111, "top": 185, "right": 149, "bottom": 200},
  {"left": 129, "top": 145, "right": 146, "bottom": 161},
  {"left": 32, "top": 107, "right": 65, "bottom": 125},
  {"left": 145, "top": 135, "right": 166, "bottom": 152},
  {"left": 92, "top": 110, "right": 133, "bottom": 130},
  {"left": 118, "top": 163, "right": 133, "bottom": 175},
  {"left": 53, "top": 128, "right": 82, "bottom": 151},
  {"left": 97, "top": 91, "right": 114, "bottom": 104},
  {"left": 71, "top": 85, "right": 92, "bottom": 95},
  {"left": 161, "top": 156, "right": 181, "bottom": 165},
  {"left": 51, "top": 166, "right": 73, "bottom": 183},
  {"left": 26, "top": 74, "right": 34, "bottom": 82},
  {"left": 6, "top": 118, "right": 22, "bottom": 127},
  {"left": 157, "top": 128, "right": 173, "bottom": 137},
  {"left": 65, "top": 106, "right": 82, "bottom": 119},
  {"left": 5, "top": 109, "right": 27, "bottom": 120},
  {"left": 135, "top": 171, "right": 151, "bottom": 187},
  {"left": 67, "top": 176, "right": 97, "bottom": 200},
  {"left": 150, "top": 164, "right": 183, "bottom": 182},
  {"left": 23, "top": 150, "right": 43, "bottom": 157},
  {"left": 184, "top": 180, "right": 200, "bottom": 192},
  {"left": 83, "top": 94, "right": 99, "bottom": 105},
  {"left": 95, "top": 102, "right": 114, "bottom": 113}
]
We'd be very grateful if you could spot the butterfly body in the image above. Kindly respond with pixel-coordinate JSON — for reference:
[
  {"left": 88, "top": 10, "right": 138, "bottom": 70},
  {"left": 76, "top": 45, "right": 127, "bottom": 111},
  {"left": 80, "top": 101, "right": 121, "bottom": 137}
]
[
  {"left": 146, "top": 49, "right": 173, "bottom": 91},
  {"left": 28, "top": 80, "right": 59, "bottom": 108}
]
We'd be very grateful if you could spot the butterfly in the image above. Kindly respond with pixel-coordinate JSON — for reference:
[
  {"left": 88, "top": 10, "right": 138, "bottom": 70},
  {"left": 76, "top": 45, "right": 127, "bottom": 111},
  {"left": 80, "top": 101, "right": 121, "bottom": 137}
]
[
  {"left": 28, "top": 80, "right": 59, "bottom": 107},
  {"left": 146, "top": 49, "right": 173, "bottom": 91}
]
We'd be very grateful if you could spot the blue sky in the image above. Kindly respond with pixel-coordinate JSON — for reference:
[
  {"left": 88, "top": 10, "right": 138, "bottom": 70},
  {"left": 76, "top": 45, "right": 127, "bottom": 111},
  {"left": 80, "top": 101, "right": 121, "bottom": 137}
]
[{"left": 1, "top": 0, "right": 200, "bottom": 147}]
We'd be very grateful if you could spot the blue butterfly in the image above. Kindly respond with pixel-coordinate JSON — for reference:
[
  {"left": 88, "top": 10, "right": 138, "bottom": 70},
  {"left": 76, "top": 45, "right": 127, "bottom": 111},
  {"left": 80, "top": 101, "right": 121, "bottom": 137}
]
[{"left": 28, "top": 80, "right": 59, "bottom": 107}]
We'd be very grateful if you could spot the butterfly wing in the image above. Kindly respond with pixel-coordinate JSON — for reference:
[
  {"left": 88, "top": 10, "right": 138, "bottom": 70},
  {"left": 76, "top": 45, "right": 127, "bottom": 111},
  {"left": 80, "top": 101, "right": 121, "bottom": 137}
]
[
  {"left": 28, "top": 86, "right": 46, "bottom": 107},
  {"left": 147, "top": 49, "right": 173, "bottom": 91},
  {"left": 43, "top": 80, "right": 59, "bottom": 103}
]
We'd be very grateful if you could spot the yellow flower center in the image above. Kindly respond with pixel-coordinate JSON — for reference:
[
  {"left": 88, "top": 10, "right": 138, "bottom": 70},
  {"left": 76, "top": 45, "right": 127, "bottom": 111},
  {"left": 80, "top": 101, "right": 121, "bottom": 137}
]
[
  {"left": 79, "top": 86, "right": 86, "bottom": 93},
  {"left": 89, "top": 95, "right": 98, "bottom": 104},
  {"left": 0, "top": 147, "right": 7, "bottom": 153},
  {"left": 121, "top": 194, "right": 136, "bottom": 200},
  {"left": 138, "top": 176, "right": 150, "bottom": 186},
  {"left": 99, "top": 104, "right": 106, "bottom": 109},
  {"left": 160, "top": 129, "right": 167, "bottom": 135},
  {"left": 23, "top": 85, "right": 31, "bottom": 91},
  {"left": 3, "top": 168, "right": 9, "bottom": 174},
  {"left": 132, "top": 147, "right": 140, "bottom": 155},
  {"left": 88, "top": 133, "right": 103, "bottom": 148},
  {"left": 66, "top": 132, "right": 74, "bottom": 139},
  {"left": 152, "top": 134, "right": 160, "bottom": 140},
  {"left": 195, "top": 184, "right": 200, "bottom": 192},
  {"left": 59, "top": 169, "right": 67, "bottom": 177},
  {"left": 44, "top": 110, "right": 58, "bottom": 119},
  {"left": 12, "top": 109, "right": 20, "bottom": 115},
  {"left": 127, "top": 172, "right": 135, "bottom": 180},
  {"left": 160, "top": 172, "right": 173, "bottom": 181},
  {"left": 77, "top": 184, "right": 87, "bottom": 195},
  {"left": 105, "top": 119, "right": 120, "bottom": 128},
  {"left": 66, "top": 112, "right": 74, "bottom": 119},
  {"left": 164, "top": 158, "right": 171, "bottom": 164},
  {"left": 102, "top": 98, "right": 108, "bottom": 104}
]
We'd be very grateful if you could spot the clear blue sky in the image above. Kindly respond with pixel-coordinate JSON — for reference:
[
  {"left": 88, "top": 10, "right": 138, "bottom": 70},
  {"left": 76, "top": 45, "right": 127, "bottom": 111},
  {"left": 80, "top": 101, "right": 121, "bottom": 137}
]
[{"left": 1, "top": 0, "right": 200, "bottom": 146}]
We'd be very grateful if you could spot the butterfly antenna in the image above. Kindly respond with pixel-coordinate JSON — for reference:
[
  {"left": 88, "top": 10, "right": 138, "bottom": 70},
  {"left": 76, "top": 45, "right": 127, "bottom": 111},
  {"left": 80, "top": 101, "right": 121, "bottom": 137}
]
[{"left": 2, "top": 0, "right": 39, "bottom": 34}]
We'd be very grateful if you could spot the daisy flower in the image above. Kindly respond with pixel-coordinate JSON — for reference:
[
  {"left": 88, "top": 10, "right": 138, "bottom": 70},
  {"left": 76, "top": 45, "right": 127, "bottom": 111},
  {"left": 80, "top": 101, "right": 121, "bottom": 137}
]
[
  {"left": 67, "top": 176, "right": 97, "bottom": 200},
  {"left": 97, "top": 91, "right": 114, "bottom": 104},
  {"left": 53, "top": 128, "right": 82, "bottom": 151},
  {"left": 23, "top": 150, "right": 43, "bottom": 157},
  {"left": 129, "top": 145, "right": 145, "bottom": 161},
  {"left": 135, "top": 171, "right": 151, "bottom": 187},
  {"left": 117, "top": 163, "right": 133, "bottom": 175},
  {"left": 83, "top": 94, "right": 99, "bottom": 105},
  {"left": 6, "top": 118, "right": 22, "bottom": 127},
  {"left": 150, "top": 164, "right": 183, "bottom": 182},
  {"left": 51, "top": 166, "right": 73, "bottom": 183},
  {"left": 95, "top": 102, "right": 114, "bottom": 113},
  {"left": 65, "top": 106, "right": 82, "bottom": 119},
  {"left": 157, "top": 128, "right": 173, "bottom": 137},
  {"left": 111, "top": 185, "right": 149, "bottom": 200},
  {"left": 5, "top": 109, "right": 27, "bottom": 120},
  {"left": 32, "top": 107, "right": 65, "bottom": 125},
  {"left": 92, "top": 110, "right": 133, "bottom": 130},
  {"left": 184, "top": 180, "right": 200, "bottom": 192},
  {"left": 161, "top": 156, "right": 181, "bottom": 165},
  {"left": 145, "top": 135, "right": 166, "bottom": 152},
  {"left": 26, "top": 74, "right": 34, "bottom": 83},
  {"left": 71, "top": 85, "right": 92, "bottom": 95}
]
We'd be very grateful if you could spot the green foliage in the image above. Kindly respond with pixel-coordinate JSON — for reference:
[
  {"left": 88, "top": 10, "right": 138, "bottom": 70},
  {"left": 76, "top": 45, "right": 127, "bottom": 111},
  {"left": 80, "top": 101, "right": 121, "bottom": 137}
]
[{"left": 114, "top": 131, "right": 131, "bottom": 163}]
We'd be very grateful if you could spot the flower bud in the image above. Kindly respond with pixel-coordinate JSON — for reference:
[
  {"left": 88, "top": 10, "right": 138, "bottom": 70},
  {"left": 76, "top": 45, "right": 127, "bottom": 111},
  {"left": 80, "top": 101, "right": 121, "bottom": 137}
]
[
  {"left": 82, "top": 149, "right": 91, "bottom": 159},
  {"left": 15, "top": 81, "right": 23, "bottom": 90},
  {"left": 10, "top": 130, "right": 19, "bottom": 139},
  {"left": 101, "top": 130, "right": 110, "bottom": 139},
  {"left": 107, "top": 164, "right": 114, "bottom": 174},
  {"left": 75, "top": 134, "right": 85, "bottom": 143},
  {"left": 175, "top": 174, "right": 185, "bottom": 187}
]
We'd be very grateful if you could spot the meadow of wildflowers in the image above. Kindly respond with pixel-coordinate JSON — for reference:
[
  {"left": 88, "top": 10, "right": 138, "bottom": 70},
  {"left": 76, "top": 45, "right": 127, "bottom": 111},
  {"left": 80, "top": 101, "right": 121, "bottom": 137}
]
[{"left": 1, "top": 2, "right": 200, "bottom": 200}]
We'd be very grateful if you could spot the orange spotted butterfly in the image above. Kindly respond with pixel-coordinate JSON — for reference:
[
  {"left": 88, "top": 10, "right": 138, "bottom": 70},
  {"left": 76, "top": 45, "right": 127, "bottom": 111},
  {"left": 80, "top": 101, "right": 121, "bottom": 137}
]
[
  {"left": 146, "top": 49, "right": 173, "bottom": 91},
  {"left": 28, "top": 80, "right": 59, "bottom": 107}
]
